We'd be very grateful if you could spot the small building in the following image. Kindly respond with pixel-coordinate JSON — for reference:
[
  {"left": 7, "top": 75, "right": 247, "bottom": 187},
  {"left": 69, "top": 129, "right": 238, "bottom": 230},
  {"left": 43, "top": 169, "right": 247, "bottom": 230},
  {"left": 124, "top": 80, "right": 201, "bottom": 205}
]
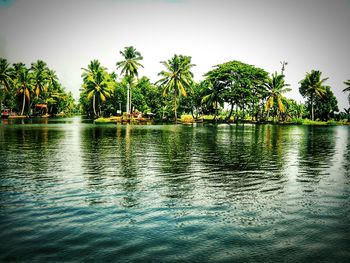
[{"left": 34, "top": 104, "right": 48, "bottom": 116}]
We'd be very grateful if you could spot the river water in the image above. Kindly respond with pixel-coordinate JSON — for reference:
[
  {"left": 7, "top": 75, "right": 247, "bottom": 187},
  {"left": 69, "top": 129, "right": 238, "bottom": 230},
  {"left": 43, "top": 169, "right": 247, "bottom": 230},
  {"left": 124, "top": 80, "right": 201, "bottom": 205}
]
[{"left": 0, "top": 117, "right": 349, "bottom": 262}]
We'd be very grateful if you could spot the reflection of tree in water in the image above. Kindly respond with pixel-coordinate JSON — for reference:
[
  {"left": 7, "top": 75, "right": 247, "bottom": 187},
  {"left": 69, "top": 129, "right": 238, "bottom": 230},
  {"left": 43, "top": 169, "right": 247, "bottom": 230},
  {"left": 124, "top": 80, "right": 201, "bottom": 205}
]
[
  {"left": 297, "top": 126, "right": 336, "bottom": 186},
  {"left": 80, "top": 125, "right": 148, "bottom": 207},
  {"left": 342, "top": 127, "right": 350, "bottom": 178},
  {"left": 118, "top": 125, "right": 140, "bottom": 208},
  {"left": 157, "top": 125, "right": 195, "bottom": 201},
  {"left": 0, "top": 126, "right": 64, "bottom": 201},
  {"left": 195, "top": 125, "right": 288, "bottom": 199},
  {"left": 81, "top": 126, "right": 116, "bottom": 206}
]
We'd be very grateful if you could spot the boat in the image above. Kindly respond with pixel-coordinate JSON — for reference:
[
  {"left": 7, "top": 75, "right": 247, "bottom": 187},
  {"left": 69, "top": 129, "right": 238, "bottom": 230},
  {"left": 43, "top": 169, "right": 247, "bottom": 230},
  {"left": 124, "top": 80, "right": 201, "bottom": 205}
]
[{"left": 1, "top": 108, "right": 9, "bottom": 119}]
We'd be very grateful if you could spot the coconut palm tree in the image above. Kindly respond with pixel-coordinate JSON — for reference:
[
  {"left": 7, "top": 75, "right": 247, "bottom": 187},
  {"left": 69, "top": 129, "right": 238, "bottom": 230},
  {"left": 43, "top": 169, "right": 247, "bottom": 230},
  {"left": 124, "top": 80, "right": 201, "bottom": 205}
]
[
  {"left": 31, "top": 60, "right": 49, "bottom": 98},
  {"left": 343, "top": 80, "right": 350, "bottom": 104},
  {"left": 82, "top": 59, "right": 103, "bottom": 79},
  {"left": 82, "top": 63, "right": 113, "bottom": 117},
  {"left": 299, "top": 70, "right": 328, "bottom": 121},
  {"left": 201, "top": 80, "right": 225, "bottom": 121},
  {"left": 15, "top": 68, "right": 33, "bottom": 115},
  {"left": 116, "top": 46, "right": 143, "bottom": 114},
  {"left": 0, "top": 58, "right": 13, "bottom": 92},
  {"left": 47, "top": 69, "right": 59, "bottom": 90},
  {"left": 12, "top": 62, "right": 26, "bottom": 75},
  {"left": 157, "top": 54, "right": 195, "bottom": 122},
  {"left": 264, "top": 72, "right": 291, "bottom": 121}
]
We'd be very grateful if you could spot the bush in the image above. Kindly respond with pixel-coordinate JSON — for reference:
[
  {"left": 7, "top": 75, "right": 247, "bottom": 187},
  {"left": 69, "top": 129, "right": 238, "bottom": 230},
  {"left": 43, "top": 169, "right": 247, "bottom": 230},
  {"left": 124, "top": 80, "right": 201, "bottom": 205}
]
[
  {"left": 181, "top": 114, "right": 194, "bottom": 123},
  {"left": 326, "top": 120, "right": 337, "bottom": 126},
  {"left": 291, "top": 118, "right": 303, "bottom": 125}
]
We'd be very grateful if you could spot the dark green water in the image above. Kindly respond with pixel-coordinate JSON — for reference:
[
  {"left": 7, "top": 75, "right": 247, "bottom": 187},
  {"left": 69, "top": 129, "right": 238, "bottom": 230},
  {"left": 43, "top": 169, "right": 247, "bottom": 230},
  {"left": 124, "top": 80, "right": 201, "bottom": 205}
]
[{"left": 0, "top": 117, "right": 349, "bottom": 262}]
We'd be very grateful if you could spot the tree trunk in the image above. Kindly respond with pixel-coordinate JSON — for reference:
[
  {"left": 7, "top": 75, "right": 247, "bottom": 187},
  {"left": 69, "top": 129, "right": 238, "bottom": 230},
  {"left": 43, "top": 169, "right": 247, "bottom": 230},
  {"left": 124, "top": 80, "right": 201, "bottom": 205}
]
[
  {"left": 126, "top": 84, "right": 130, "bottom": 114},
  {"left": 311, "top": 94, "right": 314, "bottom": 121},
  {"left": 226, "top": 103, "right": 234, "bottom": 121},
  {"left": 174, "top": 92, "right": 177, "bottom": 123},
  {"left": 242, "top": 104, "right": 245, "bottom": 121},
  {"left": 21, "top": 92, "right": 26, "bottom": 116},
  {"left": 129, "top": 83, "right": 132, "bottom": 114},
  {"left": 214, "top": 100, "right": 218, "bottom": 122},
  {"left": 234, "top": 105, "right": 238, "bottom": 123},
  {"left": 93, "top": 94, "right": 97, "bottom": 117}
]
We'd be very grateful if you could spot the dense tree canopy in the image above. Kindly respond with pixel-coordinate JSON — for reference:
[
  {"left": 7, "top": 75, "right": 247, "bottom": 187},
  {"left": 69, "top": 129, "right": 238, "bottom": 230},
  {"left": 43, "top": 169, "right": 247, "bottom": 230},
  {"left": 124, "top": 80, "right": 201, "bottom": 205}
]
[
  {"left": 78, "top": 53, "right": 345, "bottom": 123},
  {"left": 156, "top": 54, "right": 195, "bottom": 121},
  {"left": 0, "top": 58, "right": 75, "bottom": 116},
  {"left": 299, "top": 70, "right": 328, "bottom": 121}
]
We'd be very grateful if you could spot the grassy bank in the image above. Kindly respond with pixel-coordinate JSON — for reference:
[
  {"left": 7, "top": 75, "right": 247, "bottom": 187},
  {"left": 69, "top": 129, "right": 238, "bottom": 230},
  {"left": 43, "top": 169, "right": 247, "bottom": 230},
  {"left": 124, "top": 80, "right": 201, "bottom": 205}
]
[{"left": 93, "top": 115, "right": 350, "bottom": 126}]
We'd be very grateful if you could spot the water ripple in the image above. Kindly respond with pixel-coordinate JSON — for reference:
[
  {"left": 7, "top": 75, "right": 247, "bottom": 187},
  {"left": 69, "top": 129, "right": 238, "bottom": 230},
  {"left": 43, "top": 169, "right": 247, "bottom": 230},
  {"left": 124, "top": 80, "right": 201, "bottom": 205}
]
[{"left": 0, "top": 121, "right": 349, "bottom": 261}]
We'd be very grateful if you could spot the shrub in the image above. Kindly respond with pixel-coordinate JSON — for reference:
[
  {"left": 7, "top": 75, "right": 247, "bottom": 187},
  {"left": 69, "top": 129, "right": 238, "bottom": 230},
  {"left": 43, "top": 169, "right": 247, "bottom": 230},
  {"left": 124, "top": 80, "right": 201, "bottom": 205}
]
[
  {"left": 181, "top": 114, "right": 194, "bottom": 123},
  {"left": 291, "top": 118, "right": 303, "bottom": 125}
]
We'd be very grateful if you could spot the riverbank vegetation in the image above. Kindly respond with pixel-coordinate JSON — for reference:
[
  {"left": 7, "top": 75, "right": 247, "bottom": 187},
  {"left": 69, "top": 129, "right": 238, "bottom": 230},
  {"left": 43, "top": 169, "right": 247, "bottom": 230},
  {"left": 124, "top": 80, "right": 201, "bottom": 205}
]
[
  {"left": 2, "top": 49, "right": 349, "bottom": 124},
  {"left": 80, "top": 46, "right": 349, "bottom": 124},
  {"left": 0, "top": 58, "right": 76, "bottom": 117}
]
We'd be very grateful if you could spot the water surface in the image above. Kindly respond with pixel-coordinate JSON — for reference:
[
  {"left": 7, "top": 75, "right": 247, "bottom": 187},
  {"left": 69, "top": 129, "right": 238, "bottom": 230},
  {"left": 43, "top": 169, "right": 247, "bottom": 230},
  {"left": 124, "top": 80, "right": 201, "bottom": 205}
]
[{"left": 0, "top": 118, "right": 349, "bottom": 262}]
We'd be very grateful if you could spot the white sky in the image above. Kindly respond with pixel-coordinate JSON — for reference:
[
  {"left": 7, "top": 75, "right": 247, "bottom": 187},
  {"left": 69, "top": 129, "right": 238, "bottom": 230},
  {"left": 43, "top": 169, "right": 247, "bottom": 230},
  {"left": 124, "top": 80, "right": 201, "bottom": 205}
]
[{"left": 1, "top": 0, "right": 350, "bottom": 110}]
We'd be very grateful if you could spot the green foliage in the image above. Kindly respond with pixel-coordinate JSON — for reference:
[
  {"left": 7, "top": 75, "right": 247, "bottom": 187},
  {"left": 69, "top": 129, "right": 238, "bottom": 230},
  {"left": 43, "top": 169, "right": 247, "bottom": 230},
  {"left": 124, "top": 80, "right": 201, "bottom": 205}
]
[
  {"left": 73, "top": 51, "right": 346, "bottom": 126},
  {"left": 0, "top": 58, "right": 14, "bottom": 93},
  {"left": 156, "top": 54, "right": 195, "bottom": 121},
  {"left": 307, "top": 86, "right": 338, "bottom": 121},
  {"left": 180, "top": 114, "right": 194, "bottom": 123},
  {"left": 291, "top": 117, "right": 304, "bottom": 125},
  {"left": 0, "top": 57, "right": 74, "bottom": 117},
  {"left": 203, "top": 60, "right": 269, "bottom": 122},
  {"left": 326, "top": 120, "right": 337, "bottom": 126},
  {"left": 264, "top": 72, "right": 291, "bottom": 120},
  {"left": 81, "top": 60, "right": 113, "bottom": 118},
  {"left": 343, "top": 79, "right": 350, "bottom": 105},
  {"left": 299, "top": 70, "right": 328, "bottom": 120},
  {"left": 116, "top": 46, "right": 143, "bottom": 114}
]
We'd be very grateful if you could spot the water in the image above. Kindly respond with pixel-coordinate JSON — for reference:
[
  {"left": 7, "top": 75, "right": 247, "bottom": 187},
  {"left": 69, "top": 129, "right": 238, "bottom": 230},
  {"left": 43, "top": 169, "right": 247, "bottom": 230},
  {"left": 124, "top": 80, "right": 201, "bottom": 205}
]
[{"left": 0, "top": 117, "right": 349, "bottom": 262}]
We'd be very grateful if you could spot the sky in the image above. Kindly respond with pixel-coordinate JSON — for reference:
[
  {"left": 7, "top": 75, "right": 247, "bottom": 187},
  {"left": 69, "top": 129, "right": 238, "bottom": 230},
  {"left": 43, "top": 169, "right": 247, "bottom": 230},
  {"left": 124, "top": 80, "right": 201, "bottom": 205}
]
[{"left": 0, "top": 0, "right": 350, "bottom": 110}]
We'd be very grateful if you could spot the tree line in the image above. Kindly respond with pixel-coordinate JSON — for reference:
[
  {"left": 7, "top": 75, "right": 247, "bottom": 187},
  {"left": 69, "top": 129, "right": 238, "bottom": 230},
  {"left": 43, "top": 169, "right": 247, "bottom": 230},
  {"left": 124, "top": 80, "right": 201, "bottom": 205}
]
[
  {"left": 80, "top": 46, "right": 350, "bottom": 122},
  {"left": 0, "top": 58, "right": 75, "bottom": 116}
]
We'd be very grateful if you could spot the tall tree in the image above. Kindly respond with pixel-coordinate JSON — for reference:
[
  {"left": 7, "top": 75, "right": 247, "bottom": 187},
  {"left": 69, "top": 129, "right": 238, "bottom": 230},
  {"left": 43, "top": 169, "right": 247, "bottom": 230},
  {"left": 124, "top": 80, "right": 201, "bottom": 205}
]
[
  {"left": 31, "top": 60, "right": 49, "bottom": 98},
  {"left": 204, "top": 60, "right": 268, "bottom": 122},
  {"left": 81, "top": 60, "right": 113, "bottom": 117},
  {"left": 15, "top": 67, "right": 33, "bottom": 115},
  {"left": 311, "top": 86, "right": 338, "bottom": 121},
  {"left": 201, "top": 80, "right": 225, "bottom": 121},
  {"left": 157, "top": 54, "right": 195, "bottom": 122},
  {"left": 299, "top": 70, "right": 328, "bottom": 121},
  {"left": 0, "top": 58, "right": 13, "bottom": 93},
  {"left": 343, "top": 79, "right": 350, "bottom": 104},
  {"left": 264, "top": 72, "right": 291, "bottom": 121},
  {"left": 116, "top": 46, "right": 143, "bottom": 114}
]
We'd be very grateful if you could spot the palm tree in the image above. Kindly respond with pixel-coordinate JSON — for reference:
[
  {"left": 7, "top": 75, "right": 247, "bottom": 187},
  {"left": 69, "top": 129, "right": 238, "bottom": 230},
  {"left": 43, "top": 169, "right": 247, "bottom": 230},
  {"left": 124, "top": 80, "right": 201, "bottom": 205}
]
[
  {"left": 299, "top": 70, "right": 328, "bottom": 121},
  {"left": 264, "top": 72, "right": 291, "bottom": 121},
  {"left": 12, "top": 62, "right": 26, "bottom": 75},
  {"left": 344, "top": 108, "right": 350, "bottom": 122},
  {"left": 31, "top": 60, "right": 49, "bottom": 98},
  {"left": 15, "top": 68, "right": 33, "bottom": 115},
  {"left": 0, "top": 58, "right": 13, "bottom": 92},
  {"left": 201, "top": 80, "right": 225, "bottom": 121},
  {"left": 157, "top": 54, "right": 195, "bottom": 122},
  {"left": 343, "top": 80, "right": 350, "bottom": 104},
  {"left": 82, "top": 59, "right": 102, "bottom": 79},
  {"left": 82, "top": 62, "right": 113, "bottom": 117},
  {"left": 116, "top": 46, "right": 143, "bottom": 114},
  {"left": 47, "top": 69, "right": 59, "bottom": 90}
]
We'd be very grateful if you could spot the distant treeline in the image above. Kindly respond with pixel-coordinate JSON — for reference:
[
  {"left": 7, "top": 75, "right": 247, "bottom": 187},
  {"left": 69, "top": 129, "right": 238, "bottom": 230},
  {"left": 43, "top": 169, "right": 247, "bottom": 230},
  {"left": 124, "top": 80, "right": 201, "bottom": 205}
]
[
  {"left": 0, "top": 58, "right": 75, "bottom": 116},
  {"left": 79, "top": 46, "right": 350, "bottom": 122}
]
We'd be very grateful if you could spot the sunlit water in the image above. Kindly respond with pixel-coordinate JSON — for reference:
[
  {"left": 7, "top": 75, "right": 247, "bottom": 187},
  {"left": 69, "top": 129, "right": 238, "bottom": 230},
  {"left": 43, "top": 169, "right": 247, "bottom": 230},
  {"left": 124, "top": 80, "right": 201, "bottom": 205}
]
[{"left": 0, "top": 117, "right": 349, "bottom": 262}]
